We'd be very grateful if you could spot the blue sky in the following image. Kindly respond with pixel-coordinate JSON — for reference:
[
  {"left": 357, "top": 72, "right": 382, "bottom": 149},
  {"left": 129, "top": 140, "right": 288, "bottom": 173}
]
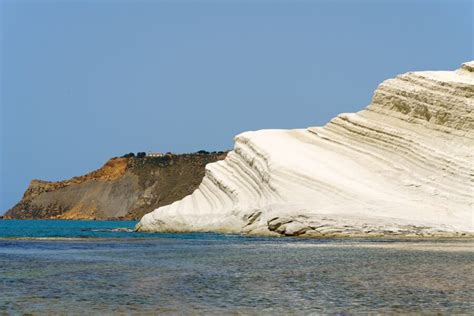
[{"left": 1, "top": 0, "right": 472, "bottom": 212}]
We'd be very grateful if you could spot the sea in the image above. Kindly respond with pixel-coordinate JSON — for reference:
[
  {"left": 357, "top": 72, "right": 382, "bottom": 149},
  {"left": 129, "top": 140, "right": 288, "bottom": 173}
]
[{"left": 0, "top": 220, "right": 472, "bottom": 314}]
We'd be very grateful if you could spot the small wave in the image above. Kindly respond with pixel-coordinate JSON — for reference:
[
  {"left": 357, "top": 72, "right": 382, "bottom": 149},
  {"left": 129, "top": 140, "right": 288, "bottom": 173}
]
[
  {"left": 0, "top": 237, "right": 95, "bottom": 241},
  {"left": 88, "top": 228, "right": 134, "bottom": 233}
]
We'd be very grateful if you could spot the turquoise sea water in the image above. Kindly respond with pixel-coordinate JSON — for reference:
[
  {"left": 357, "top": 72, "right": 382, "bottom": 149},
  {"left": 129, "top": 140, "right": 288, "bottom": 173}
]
[
  {"left": 0, "top": 219, "right": 184, "bottom": 239},
  {"left": 0, "top": 220, "right": 473, "bottom": 314}
]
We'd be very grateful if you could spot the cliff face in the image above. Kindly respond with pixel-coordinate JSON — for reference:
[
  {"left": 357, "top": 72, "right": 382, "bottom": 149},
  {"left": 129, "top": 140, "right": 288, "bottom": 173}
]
[
  {"left": 5, "top": 152, "right": 227, "bottom": 220},
  {"left": 137, "top": 62, "right": 474, "bottom": 237}
]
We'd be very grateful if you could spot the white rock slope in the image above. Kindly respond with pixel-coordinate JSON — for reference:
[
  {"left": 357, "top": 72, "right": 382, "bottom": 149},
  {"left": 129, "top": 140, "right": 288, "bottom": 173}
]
[{"left": 137, "top": 62, "right": 474, "bottom": 237}]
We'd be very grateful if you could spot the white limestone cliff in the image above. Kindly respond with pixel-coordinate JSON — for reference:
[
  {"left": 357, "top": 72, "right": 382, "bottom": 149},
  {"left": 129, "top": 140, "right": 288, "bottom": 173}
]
[{"left": 137, "top": 62, "right": 474, "bottom": 237}]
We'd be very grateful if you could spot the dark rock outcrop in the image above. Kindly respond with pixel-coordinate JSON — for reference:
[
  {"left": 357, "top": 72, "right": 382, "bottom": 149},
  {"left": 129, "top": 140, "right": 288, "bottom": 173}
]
[{"left": 4, "top": 152, "right": 227, "bottom": 220}]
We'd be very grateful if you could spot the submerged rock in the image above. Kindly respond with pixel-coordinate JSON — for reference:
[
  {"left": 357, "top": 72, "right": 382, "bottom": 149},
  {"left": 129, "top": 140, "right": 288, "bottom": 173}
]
[{"left": 137, "top": 62, "right": 474, "bottom": 237}]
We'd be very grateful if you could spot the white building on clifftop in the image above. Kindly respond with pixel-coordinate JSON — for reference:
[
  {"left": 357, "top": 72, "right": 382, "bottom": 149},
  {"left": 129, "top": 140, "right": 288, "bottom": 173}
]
[{"left": 147, "top": 151, "right": 164, "bottom": 157}]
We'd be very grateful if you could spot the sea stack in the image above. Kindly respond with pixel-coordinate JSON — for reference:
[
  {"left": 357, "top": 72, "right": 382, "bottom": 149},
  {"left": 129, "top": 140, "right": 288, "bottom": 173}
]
[{"left": 137, "top": 62, "right": 474, "bottom": 237}]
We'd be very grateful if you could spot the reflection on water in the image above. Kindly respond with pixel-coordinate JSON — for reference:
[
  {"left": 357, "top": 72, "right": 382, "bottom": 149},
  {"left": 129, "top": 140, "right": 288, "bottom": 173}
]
[{"left": 0, "top": 221, "right": 473, "bottom": 314}]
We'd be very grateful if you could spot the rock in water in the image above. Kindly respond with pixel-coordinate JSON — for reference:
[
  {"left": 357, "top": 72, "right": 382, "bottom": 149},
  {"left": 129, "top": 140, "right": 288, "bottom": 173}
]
[{"left": 137, "top": 62, "right": 474, "bottom": 237}]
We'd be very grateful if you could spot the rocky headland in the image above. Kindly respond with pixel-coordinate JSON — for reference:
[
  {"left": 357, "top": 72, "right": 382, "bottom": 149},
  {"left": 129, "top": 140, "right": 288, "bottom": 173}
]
[
  {"left": 4, "top": 151, "right": 227, "bottom": 220},
  {"left": 137, "top": 62, "right": 474, "bottom": 237}
]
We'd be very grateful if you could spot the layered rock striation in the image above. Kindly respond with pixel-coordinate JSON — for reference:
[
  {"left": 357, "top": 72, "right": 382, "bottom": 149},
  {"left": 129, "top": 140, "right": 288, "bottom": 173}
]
[
  {"left": 5, "top": 152, "right": 227, "bottom": 220},
  {"left": 137, "top": 62, "right": 474, "bottom": 237}
]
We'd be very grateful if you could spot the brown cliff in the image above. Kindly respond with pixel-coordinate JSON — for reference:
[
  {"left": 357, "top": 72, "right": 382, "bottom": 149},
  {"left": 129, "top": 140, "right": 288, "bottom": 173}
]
[{"left": 4, "top": 152, "right": 227, "bottom": 220}]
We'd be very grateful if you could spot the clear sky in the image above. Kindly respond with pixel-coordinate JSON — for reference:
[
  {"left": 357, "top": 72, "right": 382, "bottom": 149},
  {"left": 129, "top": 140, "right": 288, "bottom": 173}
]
[{"left": 0, "top": 0, "right": 472, "bottom": 213}]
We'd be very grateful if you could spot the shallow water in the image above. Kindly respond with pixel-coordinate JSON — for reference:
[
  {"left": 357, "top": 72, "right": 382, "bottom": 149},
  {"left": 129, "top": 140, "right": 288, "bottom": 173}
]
[{"left": 0, "top": 220, "right": 473, "bottom": 314}]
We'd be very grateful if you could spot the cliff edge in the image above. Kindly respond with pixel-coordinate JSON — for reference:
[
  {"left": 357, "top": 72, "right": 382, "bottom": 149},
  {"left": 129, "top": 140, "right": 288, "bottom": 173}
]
[{"left": 4, "top": 152, "right": 227, "bottom": 220}]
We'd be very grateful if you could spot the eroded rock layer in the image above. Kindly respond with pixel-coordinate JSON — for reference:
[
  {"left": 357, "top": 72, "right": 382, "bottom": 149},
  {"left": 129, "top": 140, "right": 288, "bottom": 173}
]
[
  {"left": 137, "top": 62, "right": 474, "bottom": 237},
  {"left": 5, "top": 152, "right": 227, "bottom": 220}
]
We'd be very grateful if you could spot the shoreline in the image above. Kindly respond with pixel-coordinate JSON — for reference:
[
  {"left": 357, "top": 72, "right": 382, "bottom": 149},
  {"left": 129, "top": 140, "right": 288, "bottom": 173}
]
[
  {"left": 135, "top": 220, "right": 474, "bottom": 239},
  {"left": 2, "top": 218, "right": 473, "bottom": 240},
  {"left": 4, "top": 232, "right": 472, "bottom": 242},
  {"left": 137, "top": 231, "right": 474, "bottom": 240}
]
